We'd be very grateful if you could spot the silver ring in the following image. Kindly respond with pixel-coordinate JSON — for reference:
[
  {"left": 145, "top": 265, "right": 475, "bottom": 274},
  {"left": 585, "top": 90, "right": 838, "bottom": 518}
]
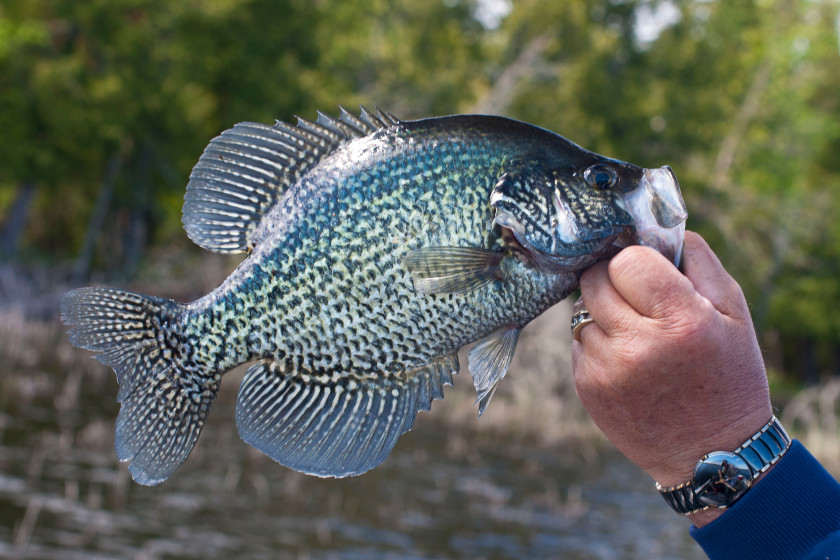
[{"left": 570, "top": 310, "right": 595, "bottom": 342}]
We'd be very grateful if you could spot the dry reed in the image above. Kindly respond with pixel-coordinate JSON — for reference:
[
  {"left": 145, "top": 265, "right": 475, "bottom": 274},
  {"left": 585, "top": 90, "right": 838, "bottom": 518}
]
[{"left": 782, "top": 378, "right": 840, "bottom": 474}]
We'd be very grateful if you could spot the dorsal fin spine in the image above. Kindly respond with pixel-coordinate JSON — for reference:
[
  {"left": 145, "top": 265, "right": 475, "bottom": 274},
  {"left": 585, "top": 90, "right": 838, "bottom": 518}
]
[
  {"left": 359, "top": 106, "right": 387, "bottom": 129},
  {"left": 337, "top": 106, "right": 369, "bottom": 135},
  {"left": 273, "top": 121, "right": 333, "bottom": 153},
  {"left": 316, "top": 110, "right": 359, "bottom": 138},
  {"left": 295, "top": 116, "right": 343, "bottom": 146},
  {"left": 376, "top": 107, "right": 400, "bottom": 126}
]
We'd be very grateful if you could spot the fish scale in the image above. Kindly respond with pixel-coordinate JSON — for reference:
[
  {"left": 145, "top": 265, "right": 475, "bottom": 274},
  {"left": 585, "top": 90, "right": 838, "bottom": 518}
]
[
  {"left": 223, "top": 152, "right": 492, "bottom": 371},
  {"left": 62, "top": 107, "right": 686, "bottom": 485}
]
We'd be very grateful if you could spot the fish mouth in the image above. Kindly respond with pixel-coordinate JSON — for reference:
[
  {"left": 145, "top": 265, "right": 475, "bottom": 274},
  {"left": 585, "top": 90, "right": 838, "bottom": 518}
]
[{"left": 619, "top": 166, "right": 687, "bottom": 267}]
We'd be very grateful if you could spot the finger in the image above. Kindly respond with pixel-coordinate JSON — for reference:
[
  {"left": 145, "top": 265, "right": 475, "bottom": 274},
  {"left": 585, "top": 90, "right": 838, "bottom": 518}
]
[
  {"left": 605, "top": 244, "right": 695, "bottom": 320},
  {"left": 571, "top": 309, "right": 600, "bottom": 344},
  {"left": 570, "top": 310, "right": 607, "bottom": 375},
  {"left": 681, "top": 231, "right": 746, "bottom": 318},
  {"left": 576, "top": 313, "right": 605, "bottom": 345},
  {"left": 572, "top": 295, "right": 586, "bottom": 315},
  {"left": 579, "top": 260, "right": 640, "bottom": 338},
  {"left": 571, "top": 295, "right": 595, "bottom": 343}
]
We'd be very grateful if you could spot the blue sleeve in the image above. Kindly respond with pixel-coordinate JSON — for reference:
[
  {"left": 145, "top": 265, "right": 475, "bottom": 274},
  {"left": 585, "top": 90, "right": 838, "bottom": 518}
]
[{"left": 690, "top": 440, "right": 840, "bottom": 559}]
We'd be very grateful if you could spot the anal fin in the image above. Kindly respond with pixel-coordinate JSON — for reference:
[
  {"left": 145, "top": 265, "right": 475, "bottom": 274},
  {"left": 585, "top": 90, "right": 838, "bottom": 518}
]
[
  {"left": 235, "top": 354, "right": 458, "bottom": 477},
  {"left": 468, "top": 326, "right": 521, "bottom": 416}
]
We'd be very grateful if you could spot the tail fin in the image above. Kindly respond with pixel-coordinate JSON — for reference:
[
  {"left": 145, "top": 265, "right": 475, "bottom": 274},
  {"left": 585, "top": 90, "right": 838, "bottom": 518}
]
[{"left": 61, "top": 287, "right": 218, "bottom": 485}]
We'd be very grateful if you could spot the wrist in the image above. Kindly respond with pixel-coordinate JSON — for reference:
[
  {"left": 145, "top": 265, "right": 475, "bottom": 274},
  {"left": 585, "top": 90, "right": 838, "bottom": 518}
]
[
  {"left": 644, "top": 404, "right": 773, "bottom": 487},
  {"left": 653, "top": 416, "right": 791, "bottom": 522}
]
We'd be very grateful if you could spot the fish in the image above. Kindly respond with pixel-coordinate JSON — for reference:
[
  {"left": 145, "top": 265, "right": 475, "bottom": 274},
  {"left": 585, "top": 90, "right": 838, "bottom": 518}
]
[{"left": 61, "top": 107, "right": 687, "bottom": 485}]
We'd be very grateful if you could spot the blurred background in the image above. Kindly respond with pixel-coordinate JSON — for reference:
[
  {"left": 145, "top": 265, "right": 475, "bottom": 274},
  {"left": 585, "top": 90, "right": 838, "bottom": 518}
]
[{"left": 1, "top": 0, "right": 839, "bottom": 558}]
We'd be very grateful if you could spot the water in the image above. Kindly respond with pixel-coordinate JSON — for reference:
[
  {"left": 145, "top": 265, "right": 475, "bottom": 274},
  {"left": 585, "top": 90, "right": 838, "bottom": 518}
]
[{"left": 0, "top": 360, "right": 705, "bottom": 560}]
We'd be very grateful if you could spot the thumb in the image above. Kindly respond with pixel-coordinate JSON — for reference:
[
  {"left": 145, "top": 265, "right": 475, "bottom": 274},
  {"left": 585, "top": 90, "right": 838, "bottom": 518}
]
[
  {"left": 681, "top": 231, "right": 748, "bottom": 319},
  {"left": 606, "top": 244, "right": 695, "bottom": 320}
]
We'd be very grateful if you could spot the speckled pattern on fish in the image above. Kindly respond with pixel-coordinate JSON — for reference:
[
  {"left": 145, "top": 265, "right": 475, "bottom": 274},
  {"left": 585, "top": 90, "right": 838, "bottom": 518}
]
[{"left": 62, "top": 107, "right": 686, "bottom": 485}]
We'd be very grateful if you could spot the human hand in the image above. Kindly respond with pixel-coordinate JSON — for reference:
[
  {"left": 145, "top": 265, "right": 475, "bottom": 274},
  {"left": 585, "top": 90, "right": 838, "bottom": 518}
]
[{"left": 571, "top": 230, "right": 772, "bottom": 527}]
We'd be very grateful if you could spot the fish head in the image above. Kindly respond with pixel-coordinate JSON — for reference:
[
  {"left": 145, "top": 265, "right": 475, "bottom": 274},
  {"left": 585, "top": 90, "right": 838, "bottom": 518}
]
[{"left": 490, "top": 159, "right": 687, "bottom": 272}]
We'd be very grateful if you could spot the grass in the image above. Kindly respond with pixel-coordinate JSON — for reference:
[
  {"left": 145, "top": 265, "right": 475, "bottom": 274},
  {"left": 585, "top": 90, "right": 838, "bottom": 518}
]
[{"left": 782, "top": 377, "right": 840, "bottom": 473}]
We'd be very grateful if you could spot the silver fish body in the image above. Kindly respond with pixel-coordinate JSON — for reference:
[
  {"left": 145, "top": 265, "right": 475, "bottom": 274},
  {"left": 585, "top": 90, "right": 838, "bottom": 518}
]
[{"left": 62, "top": 108, "right": 686, "bottom": 485}]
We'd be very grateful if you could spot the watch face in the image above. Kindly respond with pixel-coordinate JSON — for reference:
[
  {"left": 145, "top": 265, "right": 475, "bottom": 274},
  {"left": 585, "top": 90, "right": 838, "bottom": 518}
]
[{"left": 691, "top": 451, "right": 752, "bottom": 508}]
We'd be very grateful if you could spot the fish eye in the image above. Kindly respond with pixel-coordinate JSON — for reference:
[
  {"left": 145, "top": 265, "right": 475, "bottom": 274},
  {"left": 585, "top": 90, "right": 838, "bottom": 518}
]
[{"left": 583, "top": 164, "right": 618, "bottom": 191}]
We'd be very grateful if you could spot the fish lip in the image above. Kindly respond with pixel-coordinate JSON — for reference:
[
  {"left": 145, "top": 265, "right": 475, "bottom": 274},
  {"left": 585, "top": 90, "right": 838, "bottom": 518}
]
[
  {"left": 644, "top": 166, "right": 687, "bottom": 228},
  {"left": 619, "top": 166, "right": 687, "bottom": 267}
]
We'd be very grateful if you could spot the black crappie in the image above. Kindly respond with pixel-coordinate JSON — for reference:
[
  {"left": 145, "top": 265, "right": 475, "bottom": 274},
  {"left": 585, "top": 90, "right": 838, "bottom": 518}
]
[{"left": 62, "top": 107, "right": 687, "bottom": 485}]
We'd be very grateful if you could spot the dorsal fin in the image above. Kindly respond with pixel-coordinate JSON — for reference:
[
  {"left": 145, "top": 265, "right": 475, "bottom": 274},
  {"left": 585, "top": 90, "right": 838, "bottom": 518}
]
[{"left": 182, "top": 106, "right": 399, "bottom": 254}]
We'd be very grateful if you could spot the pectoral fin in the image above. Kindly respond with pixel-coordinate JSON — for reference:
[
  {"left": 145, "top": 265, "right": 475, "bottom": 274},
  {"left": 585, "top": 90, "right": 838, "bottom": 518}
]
[
  {"left": 403, "top": 247, "right": 504, "bottom": 294},
  {"left": 468, "top": 326, "right": 521, "bottom": 416}
]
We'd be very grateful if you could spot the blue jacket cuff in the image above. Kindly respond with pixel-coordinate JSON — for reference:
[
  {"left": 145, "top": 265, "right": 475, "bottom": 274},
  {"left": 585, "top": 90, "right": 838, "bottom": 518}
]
[{"left": 690, "top": 440, "right": 840, "bottom": 559}]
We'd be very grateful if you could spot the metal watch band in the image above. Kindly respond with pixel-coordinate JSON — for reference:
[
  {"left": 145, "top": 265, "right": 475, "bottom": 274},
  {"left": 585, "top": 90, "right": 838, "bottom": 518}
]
[{"left": 656, "top": 416, "right": 791, "bottom": 516}]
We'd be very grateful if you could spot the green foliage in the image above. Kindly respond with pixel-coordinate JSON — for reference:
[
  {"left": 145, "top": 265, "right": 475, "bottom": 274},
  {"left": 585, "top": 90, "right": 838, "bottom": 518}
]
[{"left": 1, "top": 0, "right": 839, "bottom": 372}]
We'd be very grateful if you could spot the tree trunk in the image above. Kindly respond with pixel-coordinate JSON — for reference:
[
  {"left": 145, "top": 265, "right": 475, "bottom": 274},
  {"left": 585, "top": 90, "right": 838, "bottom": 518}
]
[
  {"left": 800, "top": 338, "right": 819, "bottom": 387},
  {"left": 121, "top": 208, "right": 148, "bottom": 280},
  {"left": 0, "top": 181, "right": 37, "bottom": 261},
  {"left": 469, "top": 33, "right": 553, "bottom": 115},
  {"left": 119, "top": 143, "right": 153, "bottom": 280},
  {"left": 72, "top": 153, "right": 122, "bottom": 284}
]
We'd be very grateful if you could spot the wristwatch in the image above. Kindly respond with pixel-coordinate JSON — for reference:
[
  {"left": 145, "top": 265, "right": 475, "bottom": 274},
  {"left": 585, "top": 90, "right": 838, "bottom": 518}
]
[{"left": 656, "top": 416, "right": 791, "bottom": 515}]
